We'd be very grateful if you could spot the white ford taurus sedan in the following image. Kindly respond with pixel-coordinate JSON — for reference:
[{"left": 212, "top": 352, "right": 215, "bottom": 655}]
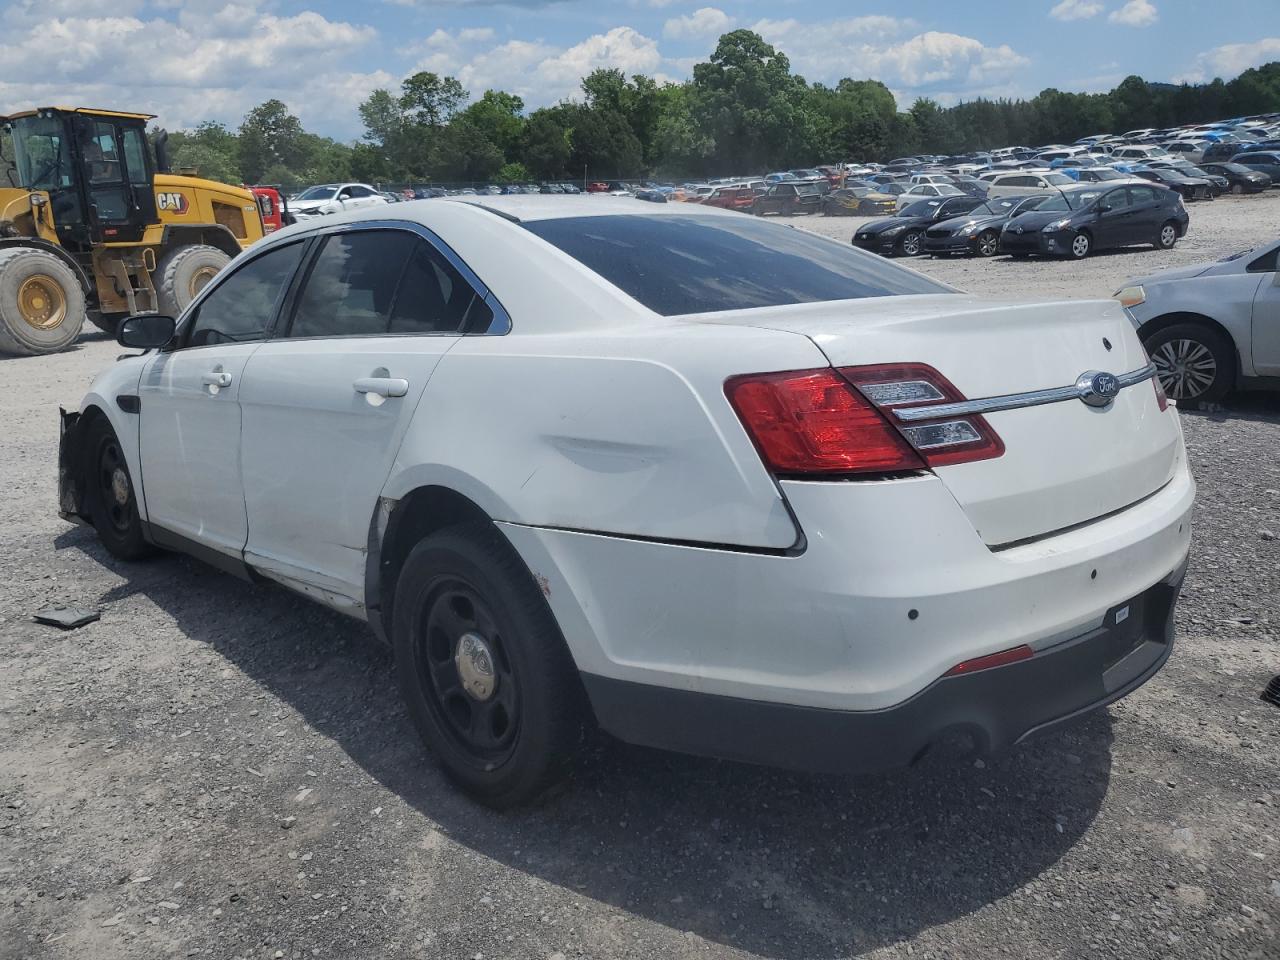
[{"left": 59, "top": 196, "right": 1193, "bottom": 807}]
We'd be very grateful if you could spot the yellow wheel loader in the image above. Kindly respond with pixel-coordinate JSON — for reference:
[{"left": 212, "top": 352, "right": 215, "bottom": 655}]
[{"left": 0, "top": 107, "right": 266, "bottom": 356}]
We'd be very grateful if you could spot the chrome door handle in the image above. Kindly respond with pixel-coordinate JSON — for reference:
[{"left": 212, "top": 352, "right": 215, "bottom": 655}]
[
  {"left": 202, "top": 371, "right": 233, "bottom": 388},
  {"left": 353, "top": 377, "right": 408, "bottom": 398}
]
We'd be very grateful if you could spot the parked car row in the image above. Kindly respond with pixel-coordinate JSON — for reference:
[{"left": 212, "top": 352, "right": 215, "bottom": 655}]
[{"left": 853, "top": 182, "right": 1190, "bottom": 261}]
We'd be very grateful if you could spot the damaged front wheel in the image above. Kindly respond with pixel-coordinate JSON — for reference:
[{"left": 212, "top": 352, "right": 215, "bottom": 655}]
[{"left": 85, "top": 417, "right": 154, "bottom": 560}]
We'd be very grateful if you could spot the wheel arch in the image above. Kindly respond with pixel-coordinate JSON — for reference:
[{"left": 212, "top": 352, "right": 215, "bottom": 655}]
[
  {"left": 366, "top": 485, "right": 503, "bottom": 647},
  {"left": 158, "top": 225, "right": 243, "bottom": 260},
  {"left": 1136, "top": 311, "right": 1242, "bottom": 386},
  {"left": 0, "top": 238, "right": 92, "bottom": 294}
]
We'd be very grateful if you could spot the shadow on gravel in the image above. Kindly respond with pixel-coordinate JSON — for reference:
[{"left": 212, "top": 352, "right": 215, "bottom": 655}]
[
  {"left": 61, "top": 525, "right": 1114, "bottom": 960},
  {"left": 1177, "top": 391, "right": 1280, "bottom": 423}
]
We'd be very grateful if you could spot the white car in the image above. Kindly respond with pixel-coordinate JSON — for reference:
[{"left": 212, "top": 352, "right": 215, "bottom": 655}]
[
  {"left": 1117, "top": 236, "right": 1280, "bottom": 402},
  {"left": 59, "top": 197, "right": 1193, "bottom": 807},
  {"left": 986, "top": 171, "right": 1075, "bottom": 199},
  {"left": 894, "top": 183, "right": 963, "bottom": 210},
  {"left": 288, "top": 183, "right": 388, "bottom": 220}
]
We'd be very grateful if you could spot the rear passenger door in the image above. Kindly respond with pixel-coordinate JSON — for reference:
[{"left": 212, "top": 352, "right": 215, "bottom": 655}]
[
  {"left": 237, "top": 224, "right": 501, "bottom": 603},
  {"left": 1123, "top": 185, "right": 1162, "bottom": 244}
]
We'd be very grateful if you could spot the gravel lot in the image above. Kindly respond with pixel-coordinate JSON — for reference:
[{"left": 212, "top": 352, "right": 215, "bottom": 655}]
[{"left": 2, "top": 194, "right": 1278, "bottom": 960}]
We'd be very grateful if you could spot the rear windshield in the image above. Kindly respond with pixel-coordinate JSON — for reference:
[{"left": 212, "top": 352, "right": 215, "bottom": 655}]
[{"left": 523, "top": 214, "right": 949, "bottom": 316}]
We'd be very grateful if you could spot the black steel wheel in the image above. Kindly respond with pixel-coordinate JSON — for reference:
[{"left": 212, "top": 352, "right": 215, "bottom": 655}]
[
  {"left": 84, "top": 416, "right": 154, "bottom": 560},
  {"left": 418, "top": 580, "right": 521, "bottom": 766},
  {"left": 392, "top": 521, "right": 589, "bottom": 807}
]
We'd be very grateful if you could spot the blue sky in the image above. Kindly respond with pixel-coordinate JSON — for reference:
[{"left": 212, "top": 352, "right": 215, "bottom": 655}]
[{"left": 1, "top": 0, "right": 1277, "bottom": 140}]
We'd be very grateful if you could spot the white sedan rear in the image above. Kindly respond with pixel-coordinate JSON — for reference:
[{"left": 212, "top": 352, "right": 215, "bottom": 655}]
[{"left": 59, "top": 196, "right": 1193, "bottom": 807}]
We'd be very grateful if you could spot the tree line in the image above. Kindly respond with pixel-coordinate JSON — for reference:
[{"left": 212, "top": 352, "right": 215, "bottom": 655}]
[{"left": 164, "top": 29, "right": 1280, "bottom": 188}]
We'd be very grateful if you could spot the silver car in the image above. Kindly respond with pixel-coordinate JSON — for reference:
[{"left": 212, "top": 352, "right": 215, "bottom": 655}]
[{"left": 1117, "top": 237, "right": 1280, "bottom": 402}]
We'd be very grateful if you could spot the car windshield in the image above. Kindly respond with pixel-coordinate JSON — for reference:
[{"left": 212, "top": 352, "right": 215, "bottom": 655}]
[
  {"left": 1038, "top": 190, "right": 1101, "bottom": 212},
  {"left": 295, "top": 185, "right": 338, "bottom": 200},
  {"left": 522, "top": 214, "right": 949, "bottom": 316},
  {"left": 901, "top": 199, "right": 942, "bottom": 217},
  {"left": 1090, "top": 169, "right": 1125, "bottom": 180}
]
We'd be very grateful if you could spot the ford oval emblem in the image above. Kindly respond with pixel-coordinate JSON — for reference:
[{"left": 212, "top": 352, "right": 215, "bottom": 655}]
[{"left": 1077, "top": 370, "right": 1120, "bottom": 407}]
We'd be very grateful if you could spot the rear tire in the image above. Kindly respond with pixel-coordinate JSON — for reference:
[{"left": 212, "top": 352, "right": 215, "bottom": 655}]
[
  {"left": 154, "top": 244, "right": 230, "bottom": 318},
  {"left": 1144, "top": 322, "right": 1234, "bottom": 404},
  {"left": 1155, "top": 221, "right": 1179, "bottom": 250},
  {"left": 84, "top": 416, "right": 155, "bottom": 561},
  {"left": 391, "top": 521, "right": 589, "bottom": 808},
  {"left": 0, "top": 248, "right": 85, "bottom": 356}
]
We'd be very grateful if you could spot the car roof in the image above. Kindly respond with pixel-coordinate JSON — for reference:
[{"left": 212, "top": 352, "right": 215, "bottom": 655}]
[{"left": 443, "top": 194, "right": 745, "bottom": 223}]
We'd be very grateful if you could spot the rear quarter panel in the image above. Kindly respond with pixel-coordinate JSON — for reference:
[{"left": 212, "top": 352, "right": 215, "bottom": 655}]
[{"left": 383, "top": 323, "right": 828, "bottom": 549}]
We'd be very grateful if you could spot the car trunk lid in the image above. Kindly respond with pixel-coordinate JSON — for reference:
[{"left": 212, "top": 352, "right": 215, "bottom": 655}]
[{"left": 701, "top": 294, "right": 1181, "bottom": 545}]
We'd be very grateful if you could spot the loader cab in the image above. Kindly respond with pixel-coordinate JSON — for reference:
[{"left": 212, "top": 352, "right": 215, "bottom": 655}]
[{"left": 2, "top": 108, "right": 157, "bottom": 252}]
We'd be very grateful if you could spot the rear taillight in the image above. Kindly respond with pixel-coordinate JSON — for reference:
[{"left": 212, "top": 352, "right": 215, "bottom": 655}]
[
  {"left": 839, "top": 363, "right": 1005, "bottom": 468},
  {"left": 725, "top": 369, "right": 924, "bottom": 475},
  {"left": 725, "top": 362, "right": 1004, "bottom": 477}
]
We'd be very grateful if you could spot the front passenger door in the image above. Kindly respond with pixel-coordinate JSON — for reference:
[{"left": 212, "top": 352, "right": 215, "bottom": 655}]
[
  {"left": 138, "top": 240, "right": 308, "bottom": 556},
  {"left": 1091, "top": 188, "right": 1132, "bottom": 248}
]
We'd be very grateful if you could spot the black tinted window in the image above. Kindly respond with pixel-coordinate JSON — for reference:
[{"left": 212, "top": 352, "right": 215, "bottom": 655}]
[
  {"left": 1247, "top": 246, "right": 1279, "bottom": 273},
  {"left": 523, "top": 214, "right": 948, "bottom": 316},
  {"left": 289, "top": 231, "right": 414, "bottom": 338},
  {"left": 187, "top": 241, "right": 304, "bottom": 347},
  {"left": 389, "top": 241, "right": 479, "bottom": 334},
  {"left": 1128, "top": 185, "right": 1157, "bottom": 204}
]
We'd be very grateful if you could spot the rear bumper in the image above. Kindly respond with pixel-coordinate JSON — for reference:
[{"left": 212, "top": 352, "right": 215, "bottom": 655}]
[{"left": 583, "top": 560, "right": 1185, "bottom": 774}]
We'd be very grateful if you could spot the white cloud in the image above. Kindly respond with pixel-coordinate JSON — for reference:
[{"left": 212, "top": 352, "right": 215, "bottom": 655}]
[
  {"left": 753, "top": 19, "right": 1028, "bottom": 97},
  {"left": 1049, "top": 0, "right": 1103, "bottom": 21},
  {"left": 0, "top": 5, "right": 379, "bottom": 139},
  {"left": 663, "top": 7, "right": 732, "bottom": 41},
  {"left": 1175, "top": 37, "right": 1280, "bottom": 83},
  {"left": 1108, "top": 0, "right": 1157, "bottom": 27}
]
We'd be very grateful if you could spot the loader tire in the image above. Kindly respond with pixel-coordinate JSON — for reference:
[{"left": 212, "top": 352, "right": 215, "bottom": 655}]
[
  {"left": 155, "top": 244, "right": 230, "bottom": 318},
  {"left": 87, "top": 309, "right": 120, "bottom": 336},
  {"left": 0, "top": 248, "right": 86, "bottom": 356}
]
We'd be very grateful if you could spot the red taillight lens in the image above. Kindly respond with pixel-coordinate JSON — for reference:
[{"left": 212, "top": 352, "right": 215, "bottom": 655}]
[
  {"left": 943, "top": 644, "right": 1033, "bottom": 677},
  {"left": 839, "top": 363, "right": 1005, "bottom": 468},
  {"left": 725, "top": 369, "right": 925, "bottom": 475},
  {"left": 1152, "top": 376, "right": 1169, "bottom": 411}
]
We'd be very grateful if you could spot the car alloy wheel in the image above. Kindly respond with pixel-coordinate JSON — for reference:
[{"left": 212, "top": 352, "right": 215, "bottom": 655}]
[
  {"left": 899, "top": 232, "right": 922, "bottom": 256},
  {"left": 417, "top": 580, "right": 521, "bottom": 766},
  {"left": 1070, "top": 234, "right": 1091, "bottom": 259},
  {"left": 976, "top": 231, "right": 999, "bottom": 257},
  {"left": 1230, "top": 183, "right": 1244, "bottom": 195},
  {"left": 1152, "top": 338, "right": 1217, "bottom": 400},
  {"left": 1158, "top": 224, "right": 1177, "bottom": 249}
]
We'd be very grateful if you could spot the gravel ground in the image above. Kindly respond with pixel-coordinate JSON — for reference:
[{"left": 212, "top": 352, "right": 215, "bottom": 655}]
[{"left": 2, "top": 193, "right": 1279, "bottom": 960}]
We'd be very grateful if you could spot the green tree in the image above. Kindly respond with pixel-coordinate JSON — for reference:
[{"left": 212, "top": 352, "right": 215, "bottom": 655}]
[
  {"left": 458, "top": 90, "right": 526, "bottom": 158},
  {"left": 237, "top": 99, "right": 305, "bottom": 182},
  {"left": 494, "top": 161, "right": 532, "bottom": 183},
  {"left": 169, "top": 142, "right": 240, "bottom": 183},
  {"left": 521, "top": 108, "right": 572, "bottom": 179},
  {"left": 688, "top": 30, "right": 809, "bottom": 171},
  {"left": 429, "top": 120, "right": 504, "bottom": 182},
  {"left": 399, "top": 72, "right": 467, "bottom": 128}
]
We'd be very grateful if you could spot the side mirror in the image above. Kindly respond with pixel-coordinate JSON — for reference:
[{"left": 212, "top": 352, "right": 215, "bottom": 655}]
[{"left": 118, "top": 314, "right": 176, "bottom": 349}]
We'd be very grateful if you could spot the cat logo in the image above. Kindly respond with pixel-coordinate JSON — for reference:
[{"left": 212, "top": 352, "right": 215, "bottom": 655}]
[{"left": 156, "top": 191, "right": 190, "bottom": 214}]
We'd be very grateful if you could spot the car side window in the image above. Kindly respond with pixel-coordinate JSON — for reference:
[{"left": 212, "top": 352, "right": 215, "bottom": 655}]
[
  {"left": 1127, "top": 185, "right": 1156, "bottom": 204},
  {"left": 288, "top": 230, "right": 415, "bottom": 339},
  {"left": 185, "top": 241, "right": 305, "bottom": 348},
  {"left": 1100, "top": 189, "right": 1130, "bottom": 210},
  {"left": 1247, "top": 247, "right": 1279, "bottom": 273},
  {"left": 349, "top": 185, "right": 373, "bottom": 198},
  {"left": 389, "top": 240, "right": 482, "bottom": 335}
]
